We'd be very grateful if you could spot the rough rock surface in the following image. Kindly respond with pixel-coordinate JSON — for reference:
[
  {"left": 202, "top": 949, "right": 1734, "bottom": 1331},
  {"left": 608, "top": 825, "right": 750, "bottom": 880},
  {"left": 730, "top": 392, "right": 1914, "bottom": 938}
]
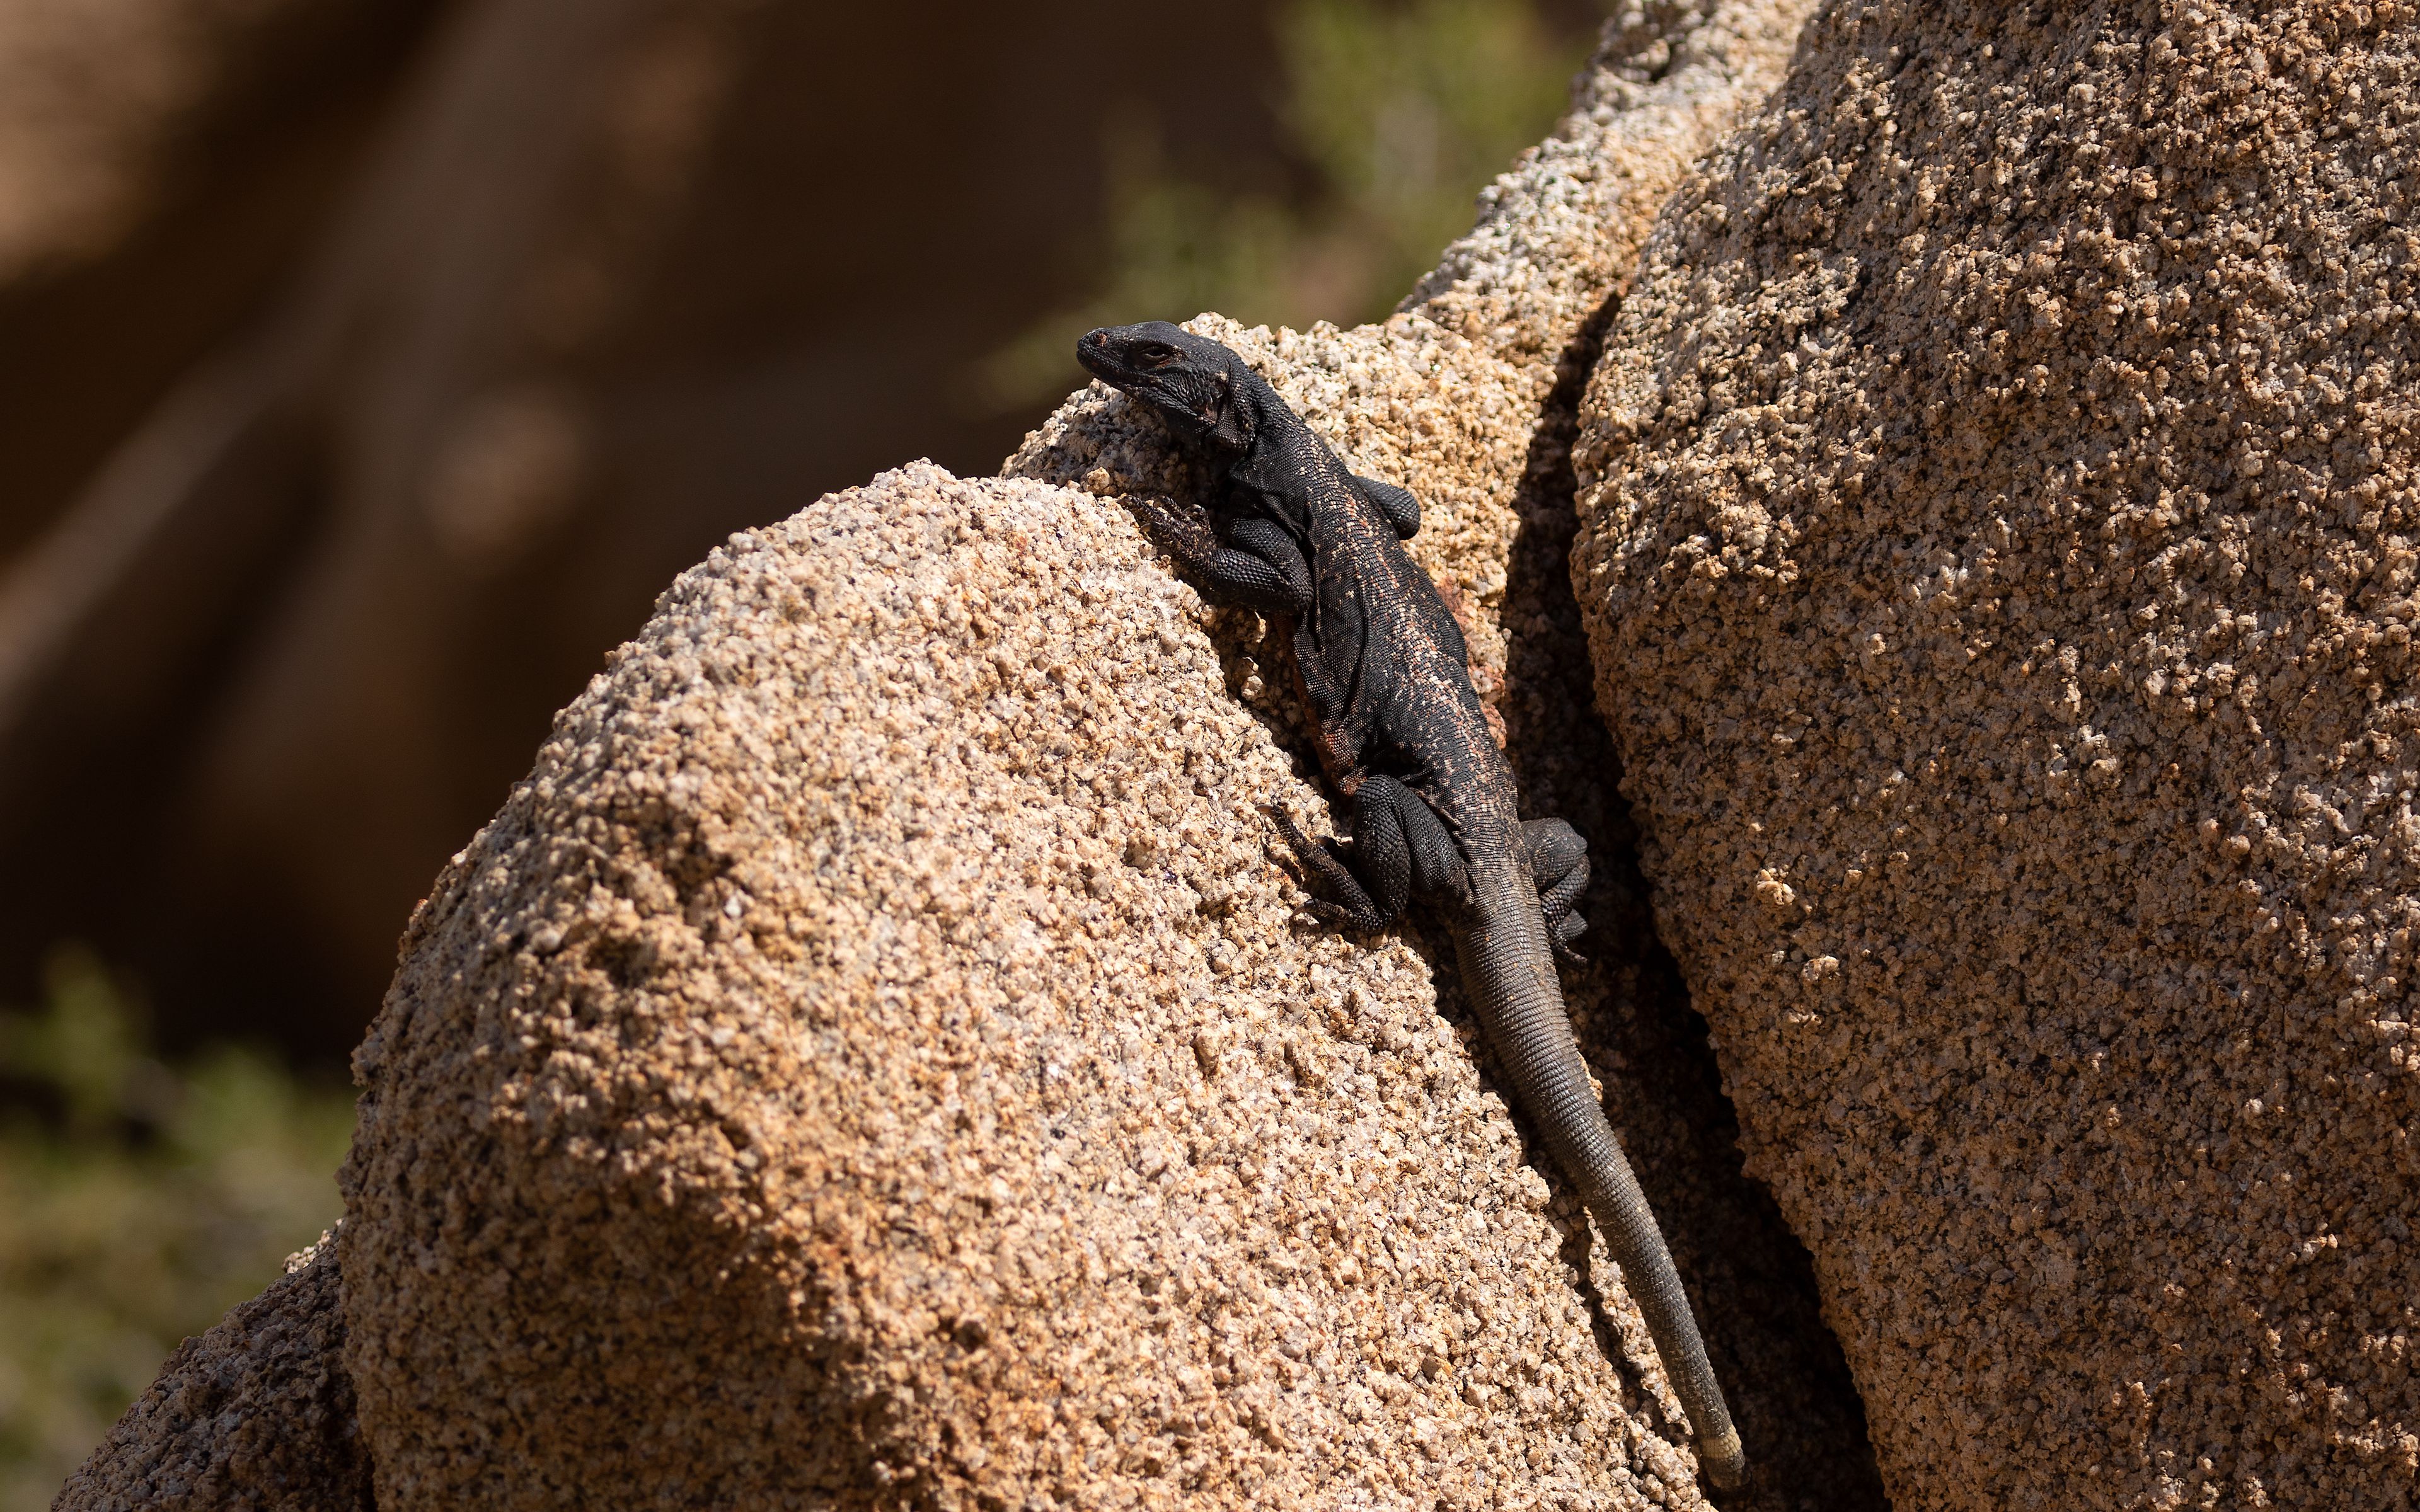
[
  {"left": 51, "top": 1234, "right": 372, "bottom": 1512},
  {"left": 329, "top": 6, "right": 1887, "bottom": 1509},
  {"left": 345, "top": 464, "right": 1724, "bottom": 1509},
  {"left": 1574, "top": 3, "right": 2420, "bottom": 1509},
  {"left": 1005, "top": 6, "right": 1878, "bottom": 1505}
]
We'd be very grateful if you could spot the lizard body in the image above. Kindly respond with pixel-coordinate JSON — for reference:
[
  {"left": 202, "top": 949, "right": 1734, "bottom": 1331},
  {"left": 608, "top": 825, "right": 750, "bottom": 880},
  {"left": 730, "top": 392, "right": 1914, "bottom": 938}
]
[{"left": 1076, "top": 322, "right": 1745, "bottom": 1491}]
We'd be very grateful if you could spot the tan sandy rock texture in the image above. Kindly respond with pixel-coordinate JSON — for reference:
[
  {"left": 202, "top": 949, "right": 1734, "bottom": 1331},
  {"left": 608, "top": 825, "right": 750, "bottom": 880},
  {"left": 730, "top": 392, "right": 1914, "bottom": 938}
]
[
  {"left": 341, "top": 465, "right": 1703, "bottom": 1510},
  {"left": 1573, "top": 2, "right": 2420, "bottom": 1509},
  {"left": 316, "top": 5, "right": 1899, "bottom": 1511},
  {"left": 51, "top": 1234, "right": 372, "bottom": 1511},
  {"left": 57, "top": 3, "right": 1893, "bottom": 1509}
]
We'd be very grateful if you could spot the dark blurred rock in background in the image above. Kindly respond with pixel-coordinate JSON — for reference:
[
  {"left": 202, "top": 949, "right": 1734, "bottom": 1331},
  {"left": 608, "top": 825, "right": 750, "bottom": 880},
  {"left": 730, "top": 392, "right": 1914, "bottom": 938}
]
[{"left": 0, "top": 0, "right": 1598, "bottom": 1063}]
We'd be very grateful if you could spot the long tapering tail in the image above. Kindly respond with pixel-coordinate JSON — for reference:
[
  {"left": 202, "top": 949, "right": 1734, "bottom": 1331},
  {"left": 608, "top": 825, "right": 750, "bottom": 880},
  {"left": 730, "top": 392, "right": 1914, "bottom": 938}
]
[{"left": 1451, "top": 857, "right": 1745, "bottom": 1491}]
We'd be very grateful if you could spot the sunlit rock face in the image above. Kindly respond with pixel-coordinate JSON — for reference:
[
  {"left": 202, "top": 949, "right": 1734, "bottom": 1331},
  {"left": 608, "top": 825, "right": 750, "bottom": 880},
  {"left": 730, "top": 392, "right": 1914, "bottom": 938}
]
[
  {"left": 1575, "top": 4, "right": 2420, "bottom": 1508},
  {"left": 338, "top": 465, "right": 1703, "bottom": 1508}
]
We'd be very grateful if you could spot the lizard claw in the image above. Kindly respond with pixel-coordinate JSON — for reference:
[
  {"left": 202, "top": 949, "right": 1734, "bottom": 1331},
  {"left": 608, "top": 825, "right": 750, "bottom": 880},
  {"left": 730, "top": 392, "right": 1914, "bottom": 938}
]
[
  {"left": 1264, "top": 803, "right": 1325, "bottom": 862},
  {"left": 1297, "top": 895, "right": 1361, "bottom": 929},
  {"left": 1263, "top": 805, "right": 1335, "bottom": 898}
]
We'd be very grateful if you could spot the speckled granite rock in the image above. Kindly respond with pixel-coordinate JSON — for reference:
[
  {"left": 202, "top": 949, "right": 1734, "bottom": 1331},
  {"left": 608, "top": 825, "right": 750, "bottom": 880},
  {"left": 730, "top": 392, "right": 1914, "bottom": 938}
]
[
  {"left": 342, "top": 464, "right": 1724, "bottom": 1509},
  {"left": 51, "top": 1234, "right": 372, "bottom": 1512},
  {"left": 1574, "top": 3, "right": 2420, "bottom": 1509},
  {"left": 1001, "top": 6, "right": 1880, "bottom": 1506},
  {"left": 58, "top": 4, "right": 1886, "bottom": 1508}
]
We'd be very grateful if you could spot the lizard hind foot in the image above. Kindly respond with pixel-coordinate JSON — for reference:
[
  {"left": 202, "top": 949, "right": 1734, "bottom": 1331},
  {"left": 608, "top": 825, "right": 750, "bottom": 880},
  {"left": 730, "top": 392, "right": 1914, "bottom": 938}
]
[
  {"left": 1298, "top": 894, "right": 1376, "bottom": 932},
  {"left": 1548, "top": 907, "right": 1587, "bottom": 965},
  {"left": 1264, "top": 805, "right": 1393, "bottom": 934},
  {"left": 1264, "top": 803, "right": 1328, "bottom": 866}
]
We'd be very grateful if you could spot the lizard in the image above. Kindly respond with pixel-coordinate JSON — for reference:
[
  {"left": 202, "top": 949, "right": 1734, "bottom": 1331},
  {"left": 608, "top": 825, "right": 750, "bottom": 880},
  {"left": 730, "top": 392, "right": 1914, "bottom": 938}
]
[{"left": 1075, "top": 321, "right": 1746, "bottom": 1491}]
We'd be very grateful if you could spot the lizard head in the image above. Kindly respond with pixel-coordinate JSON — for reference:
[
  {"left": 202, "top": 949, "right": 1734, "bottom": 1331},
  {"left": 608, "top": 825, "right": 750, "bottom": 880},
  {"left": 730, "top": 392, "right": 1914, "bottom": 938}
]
[{"left": 1076, "top": 321, "right": 1263, "bottom": 459}]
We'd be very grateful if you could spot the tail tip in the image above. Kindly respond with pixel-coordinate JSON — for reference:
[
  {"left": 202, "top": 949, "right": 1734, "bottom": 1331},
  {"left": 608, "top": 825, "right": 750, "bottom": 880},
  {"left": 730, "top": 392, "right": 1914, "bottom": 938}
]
[{"left": 1699, "top": 1426, "right": 1746, "bottom": 1491}]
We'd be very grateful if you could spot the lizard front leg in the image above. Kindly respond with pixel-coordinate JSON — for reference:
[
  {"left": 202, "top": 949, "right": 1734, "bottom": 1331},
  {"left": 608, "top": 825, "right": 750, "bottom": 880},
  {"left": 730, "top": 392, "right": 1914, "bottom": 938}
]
[
  {"left": 1351, "top": 474, "right": 1421, "bottom": 539},
  {"left": 1127, "top": 498, "right": 1310, "bottom": 614},
  {"left": 1272, "top": 774, "right": 1465, "bottom": 933}
]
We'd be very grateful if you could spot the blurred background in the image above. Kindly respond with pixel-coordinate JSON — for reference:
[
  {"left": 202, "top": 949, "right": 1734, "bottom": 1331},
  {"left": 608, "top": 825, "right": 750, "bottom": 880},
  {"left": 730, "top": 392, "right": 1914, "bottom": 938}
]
[{"left": 0, "top": 0, "right": 1606, "bottom": 1499}]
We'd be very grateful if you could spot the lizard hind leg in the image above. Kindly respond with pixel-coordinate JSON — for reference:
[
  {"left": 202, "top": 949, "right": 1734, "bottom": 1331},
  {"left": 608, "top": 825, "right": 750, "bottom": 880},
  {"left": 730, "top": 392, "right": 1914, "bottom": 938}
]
[
  {"left": 1269, "top": 799, "right": 1402, "bottom": 934},
  {"left": 1521, "top": 817, "right": 1591, "bottom": 963},
  {"left": 1270, "top": 775, "right": 1453, "bottom": 934},
  {"left": 1384, "top": 776, "right": 1470, "bottom": 908}
]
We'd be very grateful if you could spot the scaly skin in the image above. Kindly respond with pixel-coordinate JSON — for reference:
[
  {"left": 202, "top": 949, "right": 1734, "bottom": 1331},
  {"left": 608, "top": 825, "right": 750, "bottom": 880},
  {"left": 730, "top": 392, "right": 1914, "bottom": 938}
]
[{"left": 1076, "top": 322, "right": 1744, "bottom": 1491}]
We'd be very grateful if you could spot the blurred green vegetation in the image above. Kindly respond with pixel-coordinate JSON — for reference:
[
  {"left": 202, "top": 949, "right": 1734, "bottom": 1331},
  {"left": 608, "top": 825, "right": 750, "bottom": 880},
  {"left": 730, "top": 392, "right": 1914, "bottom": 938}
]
[
  {"left": 979, "top": 0, "right": 1598, "bottom": 408},
  {"left": 0, "top": 948, "right": 354, "bottom": 1512}
]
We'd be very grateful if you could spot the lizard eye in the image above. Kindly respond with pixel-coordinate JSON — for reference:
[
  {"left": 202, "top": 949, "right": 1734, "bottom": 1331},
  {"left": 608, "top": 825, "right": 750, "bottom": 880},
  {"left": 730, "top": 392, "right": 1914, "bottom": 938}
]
[{"left": 1136, "top": 343, "right": 1178, "bottom": 369}]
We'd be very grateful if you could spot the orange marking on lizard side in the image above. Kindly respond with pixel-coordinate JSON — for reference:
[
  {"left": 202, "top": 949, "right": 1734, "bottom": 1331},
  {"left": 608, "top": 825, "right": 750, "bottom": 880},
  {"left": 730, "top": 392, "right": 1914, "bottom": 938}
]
[{"left": 1276, "top": 612, "right": 1359, "bottom": 789}]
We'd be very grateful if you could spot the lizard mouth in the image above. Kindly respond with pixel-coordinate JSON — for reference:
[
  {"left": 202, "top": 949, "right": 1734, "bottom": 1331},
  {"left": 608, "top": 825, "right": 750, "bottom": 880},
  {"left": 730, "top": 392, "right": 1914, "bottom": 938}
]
[{"left": 1076, "top": 328, "right": 1132, "bottom": 386}]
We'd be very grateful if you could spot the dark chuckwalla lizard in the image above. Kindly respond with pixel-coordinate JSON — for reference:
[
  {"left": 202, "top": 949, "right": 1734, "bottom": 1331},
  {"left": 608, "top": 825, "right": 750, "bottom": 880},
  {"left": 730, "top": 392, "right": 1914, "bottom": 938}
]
[{"left": 1076, "top": 321, "right": 1746, "bottom": 1490}]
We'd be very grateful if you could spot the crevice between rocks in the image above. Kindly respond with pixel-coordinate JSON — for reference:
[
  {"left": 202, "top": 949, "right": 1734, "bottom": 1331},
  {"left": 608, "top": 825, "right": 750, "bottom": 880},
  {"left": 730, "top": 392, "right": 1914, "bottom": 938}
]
[{"left": 1486, "top": 294, "right": 1889, "bottom": 1511}]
